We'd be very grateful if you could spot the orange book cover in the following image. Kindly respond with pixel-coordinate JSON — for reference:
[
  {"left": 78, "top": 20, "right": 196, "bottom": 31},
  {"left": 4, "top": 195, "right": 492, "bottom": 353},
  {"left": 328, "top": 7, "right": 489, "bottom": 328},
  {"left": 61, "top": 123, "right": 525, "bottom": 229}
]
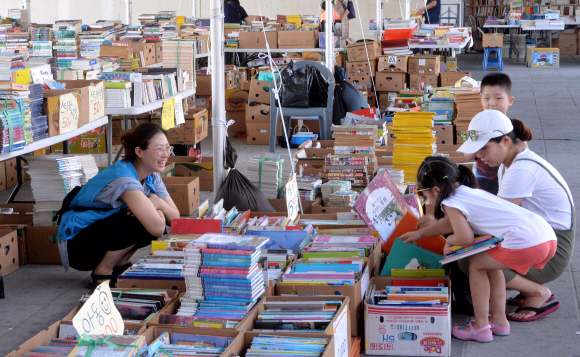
[{"left": 382, "top": 211, "right": 446, "bottom": 255}]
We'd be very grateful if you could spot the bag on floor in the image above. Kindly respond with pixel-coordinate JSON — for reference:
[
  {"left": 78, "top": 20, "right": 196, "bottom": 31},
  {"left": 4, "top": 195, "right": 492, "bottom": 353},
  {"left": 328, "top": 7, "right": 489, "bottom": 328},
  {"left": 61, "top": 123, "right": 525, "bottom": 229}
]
[
  {"left": 309, "top": 65, "right": 329, "bottom": 107},
  {"left": 278, "top": 61, "right": 312, "bottom": 108},
  {"left": 333, "top": 65, "right": 348, "bottom": 125},
  {"left": 342, "top": 80, "right": 369, "bottom": 112},
  {"left": 214, "top": 137, "right": 276, "bottom": 212}
]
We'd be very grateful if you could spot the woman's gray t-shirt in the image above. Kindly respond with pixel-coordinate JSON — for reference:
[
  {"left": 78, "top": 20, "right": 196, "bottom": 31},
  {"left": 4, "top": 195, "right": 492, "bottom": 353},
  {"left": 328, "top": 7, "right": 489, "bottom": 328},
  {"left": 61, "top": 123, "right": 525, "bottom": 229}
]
[{"left": 93, "top": 173, "right": 169, "bottom": 208}]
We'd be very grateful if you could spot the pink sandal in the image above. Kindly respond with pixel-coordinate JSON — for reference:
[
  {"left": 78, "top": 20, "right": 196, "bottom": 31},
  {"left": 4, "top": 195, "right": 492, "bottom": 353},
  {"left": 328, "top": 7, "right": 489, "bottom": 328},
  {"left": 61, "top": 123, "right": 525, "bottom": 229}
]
[
  {"left": 452, "top": 321, "right": 493, "bottom": 342},
  {"left": 490, "top": 323, "right": 510, "bottom": 336}
]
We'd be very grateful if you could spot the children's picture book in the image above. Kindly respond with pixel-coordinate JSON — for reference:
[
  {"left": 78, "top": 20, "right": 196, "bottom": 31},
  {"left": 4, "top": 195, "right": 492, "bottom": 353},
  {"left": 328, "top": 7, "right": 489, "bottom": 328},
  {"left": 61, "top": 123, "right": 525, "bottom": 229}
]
[
  {"left": 440, "top": 236, "right": 504, "bottom": 264},
  {"left": 354, "top": 170, "right": 407, "bottom": 244},
  {"left": 403, "top": 193, "right": 423, "bottom": 218},
  {"left": 380, "top": 238, "right": 444, "bottom": 276},
  {"left": 383, "top": 211, "right": 446, "bottom": 255}
]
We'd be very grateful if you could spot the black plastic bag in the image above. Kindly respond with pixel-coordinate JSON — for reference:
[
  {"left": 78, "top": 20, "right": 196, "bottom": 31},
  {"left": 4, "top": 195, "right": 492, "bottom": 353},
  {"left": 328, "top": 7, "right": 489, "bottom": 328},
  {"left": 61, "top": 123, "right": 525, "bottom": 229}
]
[
  {"left": 214, "top": 137, "right": 276, "bottom": 212},
  {"left": 332, "top": 65, "right": 348, "bottom": 125},
  {"left": 278, "top": 61, "right": 312, "bottom": 108},
  {"left": 309, "top": 65, "right": 329, "bottom": 107},
  {"left": 342, "top": 80, "right": 369, "bottom": 112}
]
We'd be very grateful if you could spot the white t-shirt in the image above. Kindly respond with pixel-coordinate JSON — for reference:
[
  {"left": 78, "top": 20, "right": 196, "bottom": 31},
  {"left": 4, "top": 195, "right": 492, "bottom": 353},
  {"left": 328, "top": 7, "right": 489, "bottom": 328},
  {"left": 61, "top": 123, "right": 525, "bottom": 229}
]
[
  {"left": 498, "top": 148, "right": 573, "bottom": 230},
  {"left": 442, "top": 185, "right": 556, "bottom": 249}
]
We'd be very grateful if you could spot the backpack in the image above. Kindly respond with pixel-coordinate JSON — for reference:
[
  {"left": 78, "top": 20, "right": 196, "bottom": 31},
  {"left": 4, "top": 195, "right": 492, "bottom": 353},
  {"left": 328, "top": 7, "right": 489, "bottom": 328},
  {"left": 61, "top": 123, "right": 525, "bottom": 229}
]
[{"left": 52, "top": 186, "right": 112, "bottom": 226}]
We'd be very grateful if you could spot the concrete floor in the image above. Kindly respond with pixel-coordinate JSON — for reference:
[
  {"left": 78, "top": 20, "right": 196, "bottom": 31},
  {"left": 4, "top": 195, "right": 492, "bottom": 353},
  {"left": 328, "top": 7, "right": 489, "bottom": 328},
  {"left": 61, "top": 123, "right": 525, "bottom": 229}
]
[{"left": 1, "top": 52, "right": 580, "bottom": 356}]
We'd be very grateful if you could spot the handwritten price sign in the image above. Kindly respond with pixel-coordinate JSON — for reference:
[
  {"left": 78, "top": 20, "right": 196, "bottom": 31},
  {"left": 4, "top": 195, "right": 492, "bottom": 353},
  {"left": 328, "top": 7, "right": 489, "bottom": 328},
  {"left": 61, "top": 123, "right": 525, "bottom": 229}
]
[
  {"left": 333, "top": 307, "right": 349, "bottom": 357},
  {"left": 88, "top": 82, "right": 105, "bottom": 122},
  {"left": 285, "top": 174, "right": 299, "bottom": 221},
  {"left": 161, "top": 98, "right": 176, "bottom": 130},
  {"left": 174, "top": 94, "right": 185, "bottom": 126},
  {"left": 72, "top": 281, "right": 125, "bottom": 336},
  {"left": 59, "top": 93, "right": 79, "bottom": 134}
]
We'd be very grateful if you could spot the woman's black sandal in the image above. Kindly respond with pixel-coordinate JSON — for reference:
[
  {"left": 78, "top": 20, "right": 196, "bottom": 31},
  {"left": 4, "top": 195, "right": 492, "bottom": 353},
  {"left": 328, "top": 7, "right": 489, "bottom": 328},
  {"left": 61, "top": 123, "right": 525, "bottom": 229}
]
[
  {"left": 88, "top": 271, "right": 115, "bottom": 290},
  {"left": 113, "top": 263, "right": 133, "bottom": 277}
]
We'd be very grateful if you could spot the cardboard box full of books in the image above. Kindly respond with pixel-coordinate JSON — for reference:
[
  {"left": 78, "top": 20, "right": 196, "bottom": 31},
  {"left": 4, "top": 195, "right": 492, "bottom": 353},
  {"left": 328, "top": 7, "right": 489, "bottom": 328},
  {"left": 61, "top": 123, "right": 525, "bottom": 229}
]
[
  {"left": 142, "top": 326, "right": 244, "bottom": 352},
  {"left": 152, "top": 108, "right": 208, "bottom": 145},
  {"left": 275, "top": 243, "right": 382, "bottom": 337},
  {"left": 43, "top": 89, "right": 82, "bottom": 137},
  {"left": 162, "top": 177, "right": 200, "bottom": 216},
  {"left": 168, "top": 156, "right": 214, "bottom": 191},
  {"left": 58, "top": 80, "right": 106, "bottom": 123},
  {"left": 224, "top": 332, "right": 335, "bottom": 357},
  {"left": 278, "top": 30, "right": 318, "bottom": 49},
  {"left": 364, "top": 276, "right": 451, "bottom": 356}
]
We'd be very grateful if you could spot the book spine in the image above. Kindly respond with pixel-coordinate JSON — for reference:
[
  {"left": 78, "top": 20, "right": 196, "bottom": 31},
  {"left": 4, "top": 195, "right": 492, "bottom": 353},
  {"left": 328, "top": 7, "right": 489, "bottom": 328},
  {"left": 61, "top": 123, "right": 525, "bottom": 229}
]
[
  {"left": 200, "top": 268, "right": 250, "bottom": 275},
  {"left": 199, "top": 273, "right": 252, "bottom": 280}
]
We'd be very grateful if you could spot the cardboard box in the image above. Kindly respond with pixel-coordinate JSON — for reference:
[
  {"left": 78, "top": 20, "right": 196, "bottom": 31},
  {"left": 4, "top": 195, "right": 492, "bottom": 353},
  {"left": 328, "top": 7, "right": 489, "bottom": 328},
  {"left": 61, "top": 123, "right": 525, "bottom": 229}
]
[
  {"left": 0, "top": 230, "right": 19, "bottom": 276},
  {"left": 131, "top": 42, "right": 157, "bottom": 65},
  {"left": 347, "top": 73, "right": 373, "bottom": 85},
  {"left": 239, "top": 31, "right": 278, "bottom": 49},
  {"left": 246, "top": 122, "right": 271, "bottom": 145},
  {"left": 225, "top": 88, "right": 249, "bottom": 111},
  {"left": 152, "top": 108, "right": 208, "bottom": 145},
  {"left": 378, "top": 55, "right": 408, "bottom": 73},
  {"left": 294, "top": 148, "right": 335, "bottom": 170},
  {"left": 232, "top": 69, "right": 249, "bottom": 89},
  {"left": 408, "top": 74, "right": 438, "bottom": 90},
  {"left": 58, "top": 80, "right": 106, "bottom": 123},
  {"left": 278, "top": 30, "right": 318, "bottom": 49},
  {"left": 195, "top": 72, "right": 234, "bottom": 96},
  {"left": 116, "top": 275, "right": 186, "bottom": 291},
  {"left": 224, "top": 332, "right": 334, "bottom": 357},
  {"left": 43, "top": 88, "right": 82, "bottom": 136},
  {"left": 439, "top": 71, "right": 472, "bottom": 87},
  {"left": 347, "top": 60, "right": 377, "bottom": 77},
  {"left": 195, "top": 95, "right": 212, "bottom": 110},
  {"left": 577, "top": 35, "right": 580, "bottom": 55},
  {"left": 268, "top": 198, "right": 321, "bottom": 214},
  {"left": 528, "top": 48, "right": 560, "bottom": 68},
  {"left": 162, "top": 177, "right": 200, "bottom": 216},
  {"left": 311, "top": 204, "right": 354, "bottom": 214},
  {"left": 303, "top": 51, "right": 324, "bottom": 61},
  {"left": 408, "top": 55, "right": 441, "bottom": 75},
  {"left": 168, "top": 156, "right": 214, "bottom": 191},
  {"left": 276, "top": 244, "right": 382, "bottom": 336},
  {"left": 378, "top": 92, "right": 398, "bottom": 109},
  {"left": 5, "top": 158, "right": 18, "bottom": 189},
  {"left": 558, "top": 33, "right": 577, "bottom": 55},
  {"left": 154, "top": 41, "right": 163, "bottom": 63},
  {"left": 375, "top": 73, "right": 406, "bottom": 92},
  {"left": 347, "top": 41, "right": 381, "bottom": 61},
  {"left": 432, "top": 125, "right": 455, "bottom": 146},
  {"left": 248, "top": 77, "right": 272, "bottom": 105},
  {"left": 0, "top": 162, "right": 5, "bottom": 191},
  {"left": 364, "top": 277, "right": 451, "bottom": 356},
  {"left": 245, "top": 103, "right": 271, "bottom": 123},
  {"left": 445, "top": 57, "right": 458, "bottom": 72},
  {"left": 482, "top": 33, "right": 503, "bottom": 47},
  {"left": 25, "top": 226, "right": 60, "bottom": 264},
  {"left": 225, "top": 111, "right": 247, "bottom": 133},
  {"left": 143, "top": 327, "right": 243, "bottom": 352}
]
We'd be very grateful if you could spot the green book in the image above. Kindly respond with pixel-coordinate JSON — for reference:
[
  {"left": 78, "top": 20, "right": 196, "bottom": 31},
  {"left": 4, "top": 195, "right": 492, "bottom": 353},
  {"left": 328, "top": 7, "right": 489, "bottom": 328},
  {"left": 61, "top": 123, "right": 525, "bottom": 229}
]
[
  {"left": 391, "top": 269, "right": 446, "bottom": 277},
  {"left": 380, "top": 238, "right": 443, "bottom": 276},
  {"left": 302, "top": 251, "right": 361, "bottom": 261},
  {"left": 105, "top": 81, "right": 131, "bottom": 89}
]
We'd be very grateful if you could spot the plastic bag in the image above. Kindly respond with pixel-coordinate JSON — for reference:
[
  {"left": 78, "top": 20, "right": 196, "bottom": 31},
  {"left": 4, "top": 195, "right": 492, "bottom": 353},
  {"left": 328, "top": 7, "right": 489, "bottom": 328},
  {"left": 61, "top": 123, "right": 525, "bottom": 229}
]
[
  {"left": 214, "top": 137, "right": 276, "bottom": 212},
  {"left": 332, "top": 65, "right": 347, "bottom": 125},
  {"left": 342, "top": 81, "right": 369, "bottom": 112},
  {"left": 278, "top": 61, "right": 312, "bottom": 108},
  {"left": 346, "top": 0, "right": 356, "bottom": 19},
  {"left": 309, "top": 65, "right": 329, "bottom": 107},
  {"left": 257, "top": 71, "right": 274, "bottom": 82}
]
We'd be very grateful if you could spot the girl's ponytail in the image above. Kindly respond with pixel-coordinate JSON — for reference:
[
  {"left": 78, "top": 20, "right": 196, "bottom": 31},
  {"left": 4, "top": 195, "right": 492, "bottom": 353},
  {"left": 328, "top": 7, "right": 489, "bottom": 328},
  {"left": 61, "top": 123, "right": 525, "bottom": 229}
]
[
  {"left": 434, "top": 175, "right": 455, "bottom": 220},
  {"left": 458, "top": 164, "right": 478, "bottom": 189},
  {"left": 511, "top": 119, "right": 533, "bottom": 142}
]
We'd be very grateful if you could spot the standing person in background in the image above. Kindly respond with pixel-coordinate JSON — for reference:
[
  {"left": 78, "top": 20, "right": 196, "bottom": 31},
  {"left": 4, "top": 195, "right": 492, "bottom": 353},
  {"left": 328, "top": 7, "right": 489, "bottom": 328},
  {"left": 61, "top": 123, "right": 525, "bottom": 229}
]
[
  {"left": 224, "top": 0, "right": 251, "bottom": 25},
  {"left": 334, "top": 0, "right": 351, "bottom": 44},
  {"left": 417, "top": 0, "right": 441, "bottom": 24}
]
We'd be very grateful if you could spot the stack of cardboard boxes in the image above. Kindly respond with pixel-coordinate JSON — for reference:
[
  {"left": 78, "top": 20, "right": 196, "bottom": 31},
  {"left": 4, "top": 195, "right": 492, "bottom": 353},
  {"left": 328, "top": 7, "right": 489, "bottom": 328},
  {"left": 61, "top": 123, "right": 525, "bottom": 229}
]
[{"left": 246, "top": 73, "right": 275, "bottom": 145}]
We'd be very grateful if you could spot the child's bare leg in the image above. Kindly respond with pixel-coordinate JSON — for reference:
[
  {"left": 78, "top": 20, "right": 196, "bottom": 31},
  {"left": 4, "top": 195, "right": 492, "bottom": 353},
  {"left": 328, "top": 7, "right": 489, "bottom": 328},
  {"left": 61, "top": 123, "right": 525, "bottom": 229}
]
[{"left": 488, "top": 269, "right": 509, "bottom": 327}]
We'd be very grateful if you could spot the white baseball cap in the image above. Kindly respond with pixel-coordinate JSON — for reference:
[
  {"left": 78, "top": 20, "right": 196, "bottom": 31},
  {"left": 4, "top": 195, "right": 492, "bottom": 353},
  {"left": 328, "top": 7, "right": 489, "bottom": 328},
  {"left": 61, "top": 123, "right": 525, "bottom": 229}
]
[{"left": 457, "top": 109, "right": 514, "bottom": 154}]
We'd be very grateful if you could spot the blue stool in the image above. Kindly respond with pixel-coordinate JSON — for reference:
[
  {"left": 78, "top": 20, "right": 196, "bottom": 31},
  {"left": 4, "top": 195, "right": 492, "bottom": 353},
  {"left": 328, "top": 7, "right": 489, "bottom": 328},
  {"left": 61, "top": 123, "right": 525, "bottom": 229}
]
[{"left": 482, "top": 47, "right": 504, "bottom": 71}]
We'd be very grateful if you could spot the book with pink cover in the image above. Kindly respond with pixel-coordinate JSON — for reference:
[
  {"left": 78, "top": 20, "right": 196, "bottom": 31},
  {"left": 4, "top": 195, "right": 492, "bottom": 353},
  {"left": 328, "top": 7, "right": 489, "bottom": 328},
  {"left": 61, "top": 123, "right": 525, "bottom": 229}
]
[{"left": 354, "top": 169, "right": 408, "bottom": 243}]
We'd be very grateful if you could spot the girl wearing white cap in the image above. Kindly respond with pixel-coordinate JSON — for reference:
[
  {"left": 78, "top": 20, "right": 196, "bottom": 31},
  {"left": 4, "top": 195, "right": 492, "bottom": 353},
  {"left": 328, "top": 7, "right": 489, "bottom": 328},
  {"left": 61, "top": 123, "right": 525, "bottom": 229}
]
[
  {"left": 457, "top": 109, "right": 574, "bottom": 322},
  {"left": 400, "top": 154, "right": 557, "bottom": 342}
]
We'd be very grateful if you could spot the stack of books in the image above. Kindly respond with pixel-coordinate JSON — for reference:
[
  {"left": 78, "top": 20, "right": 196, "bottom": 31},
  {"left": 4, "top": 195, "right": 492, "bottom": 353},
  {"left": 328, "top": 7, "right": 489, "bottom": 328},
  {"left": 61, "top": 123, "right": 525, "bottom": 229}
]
[
  {"left": 454, "top": 91, "right": 484, "bottom": 127},
  {"left": 75, "top": 154, "right": 98, "bottom": 184},
  {"left": 157, "top": 11, "right": 179, "bottom": 39},
  {"left": 391, "top": 111, "right": 436, "bottom": 181},
  {"left": 148, "top": 331, "right": 234, "bottom": 357},
  {"left": 27, "top": 155, "right": 83, "bottom": 226},
  {"left": 327, "top": 190, "right": 360, "bottom": 207},
  {"left": 367, "top": 285, "right": 449, "bottom": 307},
  {"left": 170, "top": 233, "right": 269, "bottom": 328},
  {"left": 0, "top": 25, "right": 8, "bottom": 51},
  {"left": 281, "top": 175, "right": 322, "bottom": 201},
  {"left": 70, "top": 58, "right": 100, "bottom": 71},
  {"left": 162, "top": 39, "right": 196, "bottom": 84},
  {"left": 54, "top": 69, "right": 83, "bottom": 80},
  {"left": 119, "top": 57, "right": 140, "bottom": 70},
  {"left": 126, "top": 25, "right": 143, "bottom": 40},
  {"left": 79, "top": 27, "right": 115, "bottom": 58},
  {"left": 6, "top": 28, "right": 29, "bottom": 54},
  {"left": 29, "top": 27, "right": 52, "bottom": 57},
  {"left": 261, "top": 249, "right": 294, "bottom": 286},
  {"left": 440, "top": 235, "right": 503, "bottom": 264},
  {"left": 105, "top": 82, "right": 132, "bottom": 108},
  {"left": 22, "top": 339, "right": 77, "bottom": 355},
  {"left": 29, "top": 83, "right": 48, "bottom": 142},
  {"left": 329, "top": 125, "right": 379, "bottom": 188},
  {"left": 254, "top": 300, "right": 342, "bottom": 331},
  {"left": 0, "top": 106, "right": 25, "bottom": 153},
  {"left": 0, "top": 53, "right": 24, "bottom": 81},
  {"left": 68, "top": 335, "right": 146, "bottom": 357},
  {"left": 247, "top": 157, "right": 284, "bottom": 199},
  {"left": 321, "top": 180, "right": 351, "bottom": 206},
  {"left": 245, "top": 335, "right": 329, "bottom": 357},
  {"left": 53, "top": 20, "right": 82, "bottom": 69},
  {"left": 382, "top": 20, "right": 417, "bottom": 55},
  {"left": 279, "top": 235, "right": 378, "bottom": 286}
]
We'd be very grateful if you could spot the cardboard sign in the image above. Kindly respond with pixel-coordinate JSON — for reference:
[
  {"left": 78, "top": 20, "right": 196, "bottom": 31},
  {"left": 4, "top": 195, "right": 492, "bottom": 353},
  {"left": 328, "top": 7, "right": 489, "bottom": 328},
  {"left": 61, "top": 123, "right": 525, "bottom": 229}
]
[
  {"left": 285, "top": 174, "right": 299, "bottom": 221},
  {"left": 333, "top": 307, "right": 349, "bottom": 357},
  {"left": 174, "top": 94, "right": 185, "bottom": 125},
  {"left": 72, "top": 281, "right": 125, "bottom": 336},
  {"left": 88, "top": 82, "right": 105, "bottom": 122},
  {"left": 86, "top": 71, "right": 99, "bottom": 80},
  {"left": 59, "top": 93, "right": 80, "bottom": 134},
  {"left": 30, "top": 64, "right": 53, "bottom": 84},
  {"left": 161, "top": 98, "right": 176, "bottom": 130},
  {"left": 13, "top": 68, "right": 31, "bottom": 85}
]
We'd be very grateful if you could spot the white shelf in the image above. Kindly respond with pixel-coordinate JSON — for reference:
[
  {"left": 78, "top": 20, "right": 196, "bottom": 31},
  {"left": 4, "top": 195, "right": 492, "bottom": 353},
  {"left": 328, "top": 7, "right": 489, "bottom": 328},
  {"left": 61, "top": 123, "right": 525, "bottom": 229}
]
[
  {"left": 0, "top": 116, "right": 109, "bottom": 161},
  {"left": 522, "top": 26, "right": 565, "bottom": 30},
  {"left": 196, "top": 52, "right": 209, "bottom": 58},
  {"left": 483, "top": 24, "right": 520, "bottom": 28},
  {"left": 106, "top": 88, "right": 196, "bottom": 116},
  {"left": 408, "top": 37, "right": 472, "bottom": 49},
  {"left": 224, "top": 48, "right": 345, "bottom": 53}
]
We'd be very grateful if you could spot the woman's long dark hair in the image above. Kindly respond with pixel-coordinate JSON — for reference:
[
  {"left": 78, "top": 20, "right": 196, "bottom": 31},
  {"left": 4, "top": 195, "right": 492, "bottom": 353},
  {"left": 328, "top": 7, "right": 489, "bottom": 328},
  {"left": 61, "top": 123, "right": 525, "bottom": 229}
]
[{"left": 417, "top": 157, "right": 478, "bottom": 219}]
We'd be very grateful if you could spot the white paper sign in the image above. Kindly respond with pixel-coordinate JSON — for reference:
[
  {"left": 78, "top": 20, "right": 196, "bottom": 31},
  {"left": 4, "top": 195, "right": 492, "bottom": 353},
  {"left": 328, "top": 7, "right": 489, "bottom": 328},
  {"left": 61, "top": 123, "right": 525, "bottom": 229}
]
[
  {"left": 72, "top": 281, "right": 125, "bottom": 336},
  {"left": 174, "top": 94, "right": 185, "bottom": 125},
  {"left": 333, "top": 307, "right": 349, "bottom": 357},
  {"left": 30, "top": 64, "right": 53, "bottom": 84},
  {"left": 285, "top": 174, "right": 299, "bottom": 221},
  {"left": 419, "top": 58, "right": 426, "bottom": 66},
  {"left": 388, "top": 56, "right": 397, "bottom": 64},
  {"left": 59, "top": 93, "right": 79, "bottom": 134},
  {"left": 360, "top": 265, "right": 370, "bottom": 299},
  {"left": 88, "top": 82, "right": 105, "bottom": 122}
]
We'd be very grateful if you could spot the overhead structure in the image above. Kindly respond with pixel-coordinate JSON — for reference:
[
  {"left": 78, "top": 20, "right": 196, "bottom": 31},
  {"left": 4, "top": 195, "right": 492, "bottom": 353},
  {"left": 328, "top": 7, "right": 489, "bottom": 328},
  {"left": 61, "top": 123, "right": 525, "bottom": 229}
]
[
  {"left": 210, "top": 0, "right": 226, "bottom": 193},
  {"left": 23, "top": 0, "right": 30, "bottom": 21}
]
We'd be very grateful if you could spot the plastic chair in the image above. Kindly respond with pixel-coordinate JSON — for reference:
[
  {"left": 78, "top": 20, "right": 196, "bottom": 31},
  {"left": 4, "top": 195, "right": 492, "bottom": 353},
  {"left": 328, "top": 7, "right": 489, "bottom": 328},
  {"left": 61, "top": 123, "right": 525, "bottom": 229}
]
[
  {"left": 268, "top": 61, "right": 335, "bottom": 153},
  {"left": 482, "top": 47, "right": 504, "bottom": 71}
]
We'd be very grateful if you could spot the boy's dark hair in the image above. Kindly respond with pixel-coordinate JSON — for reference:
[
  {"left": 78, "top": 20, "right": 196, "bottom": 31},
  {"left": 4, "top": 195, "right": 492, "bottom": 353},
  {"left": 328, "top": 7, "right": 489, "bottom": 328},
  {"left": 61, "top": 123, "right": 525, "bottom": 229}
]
[
  {"left": 121, "top": 123, "right": 167, "bottom": 163},
  {"left": 321, "top": 1, "right": 327, "bottom": 10},
  {"left": 417, "top": 157, "right": 478, "bottom": 220},
  {"left": 480, "top": 73, "right": 512, "bottom": 96},
  {"left": 489, "top": 118, "right": 533, "bottom": 145}
]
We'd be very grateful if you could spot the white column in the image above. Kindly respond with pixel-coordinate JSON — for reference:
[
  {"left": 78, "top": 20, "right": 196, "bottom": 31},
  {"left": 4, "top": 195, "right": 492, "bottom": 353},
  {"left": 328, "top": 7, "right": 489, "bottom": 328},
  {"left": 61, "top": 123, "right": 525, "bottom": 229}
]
[
  {"left": 23, "top": 0, "right": 30, "bottom": 21},
  {"left": 377, "top": 0, "right": 383, "bottom": 41},
  {"left": 325, "top": 0, "right": 333, "bottom": 70},
  {"left": 211, "top": 0, "right": 226, "bottom": 194},
  {"left": 192, "top": 0, "right": 197, "bottom": 18},
  {"left": 125, "top": 0, "right": 132, "bottom": 25}
]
